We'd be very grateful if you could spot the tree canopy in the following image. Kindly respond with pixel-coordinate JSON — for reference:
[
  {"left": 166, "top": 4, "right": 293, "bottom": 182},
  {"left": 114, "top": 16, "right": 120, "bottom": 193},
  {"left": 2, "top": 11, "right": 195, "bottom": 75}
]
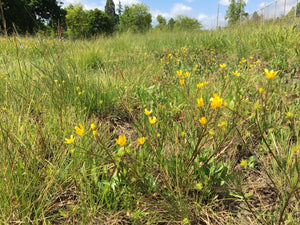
[
  {"left": 119, "top": 3, "right": 152, "bottom": 33},
  {"left": 0, "top": 0, "right": 65, "bottom": 34},
  {"left": 225, "top": 0, "right": 248, "bottom": 25}
]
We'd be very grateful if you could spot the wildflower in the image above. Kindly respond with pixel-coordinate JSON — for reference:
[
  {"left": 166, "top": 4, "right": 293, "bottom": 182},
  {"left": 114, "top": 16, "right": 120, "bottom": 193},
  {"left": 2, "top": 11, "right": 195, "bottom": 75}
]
[
  {"left": 264, "top": 69, "right": 277, "bottom": 79},
  {"left": 177, "top": 70, "right": 183, "bottom": 76},
  {"left": 184, "top": 72, "right": 190, "bottom": 78},
  {"left": 259, "top": 88, "right": 263, "bottom": 94},
  {"left": 115, "top": 135, "right": 126, "bottom": 146},
  {"left": 285, "top": 112, "right": 293, "bottom": 118},
  {"left": 91, "top": 123, "right": 96, "bottom": 130},
  {"left": 144, "top": 109, "right": 152, "bottom": 116},
  {"left": 210, "top": 94, "right": 223, "bottom": 109},
  {"left": 65, "top": 135, "right": 75, "bottom": 144},
  {"left": 218, "top": 121, "right": 227, "bottom": 127},
  {"left": 220, "top": 64, "right": 226, "bottom": 68},
  {"left": 74, "top": 123, "right": 84, "bottom": 136},
  {"left": 232, "top": 71, "right": 240, "bottom": 76},
  {"left": 204, "top": 81, "right": 209, "bottom": 85},
  {"left": 149, "top": 116, "right": 157, "bottom": 124},
  {"left": 138, "top": 137, "right": 145, "bottom": 145},
  {"left": 240, "top": 159, "right": 248, "bottom": 168},
  {"left": 157, "top": 133, "right": 161, "bottom": 137},
  {"left": 199, "top": 117, "right": 207, "bottom": 125},
  {"left": 179, "top": 79, "right": 185, "bottom": 85},
  {"left": 197, "top": 98, "right": 204, "bottom": 107},
  {"left": 92, "top": 130, "right": 98, "bottom": 137},
  {"left": 197, "top": 82, "right": 204, "bottom": 89}
]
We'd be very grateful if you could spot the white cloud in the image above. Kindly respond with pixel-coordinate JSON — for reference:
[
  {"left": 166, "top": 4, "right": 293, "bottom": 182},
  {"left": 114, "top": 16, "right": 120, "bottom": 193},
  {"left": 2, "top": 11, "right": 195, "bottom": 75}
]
[
  {"left": 219, "top": 0, "right": 230, "bottom": 6},
  {"left": 170, "top": 3, "right": 193, "bottom": 16},
  {"left": 185, "top": 0, "right": 196, "bottom": 2}
]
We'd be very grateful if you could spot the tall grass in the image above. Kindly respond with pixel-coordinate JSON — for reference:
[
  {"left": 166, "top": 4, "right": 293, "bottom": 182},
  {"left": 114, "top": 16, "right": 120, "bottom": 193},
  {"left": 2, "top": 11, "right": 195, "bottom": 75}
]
[{"left": 0, "top": 19, "right": 299, "bottom": 224}]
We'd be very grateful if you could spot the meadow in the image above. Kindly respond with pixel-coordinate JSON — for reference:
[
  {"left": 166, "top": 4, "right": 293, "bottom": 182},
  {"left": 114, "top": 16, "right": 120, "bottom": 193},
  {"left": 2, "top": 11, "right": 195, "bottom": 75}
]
[{"left": 0, "top": 20, "right": 299, "bottom": 224}]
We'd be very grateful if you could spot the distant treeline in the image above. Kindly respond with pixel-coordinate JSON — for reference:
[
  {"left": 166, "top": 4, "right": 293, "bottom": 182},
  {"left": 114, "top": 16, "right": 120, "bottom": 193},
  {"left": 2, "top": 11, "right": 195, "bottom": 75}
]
[{"left": 0, "top": 0, "right": 203, "bottom": 38}]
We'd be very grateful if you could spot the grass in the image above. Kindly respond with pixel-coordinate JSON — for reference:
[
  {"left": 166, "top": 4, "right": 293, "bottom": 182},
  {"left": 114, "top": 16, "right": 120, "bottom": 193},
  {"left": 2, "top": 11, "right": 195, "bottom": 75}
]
[{"left": 0, "top": 20, "right": 299, "bottom": 224}]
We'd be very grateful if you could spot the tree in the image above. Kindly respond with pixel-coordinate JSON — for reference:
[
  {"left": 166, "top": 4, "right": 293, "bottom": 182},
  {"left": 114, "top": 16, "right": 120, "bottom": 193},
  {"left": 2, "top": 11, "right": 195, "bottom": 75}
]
[
  {"left": 87, "top": 9, "right": 112, "bottom": 35},
  {"left": 286, "top": 2, "right": 300, "bottom": 18},
  {"left": 65, "top": 4, "right": 88, "bottom": 38},
  {"left": 225, "top": 0, "right": 248, "bottom": 25},
  {"left": 0, "top": 0, "right": 65, "bottom": 34},
  {"left": 174, "top": 15, "right": 203, "bottom": 31},
  {"left": 157, "top": 15, "right": 166, "bottom": 25},
  {"left": 105, "top": 0, "right": 118, "bottom": 28},
  {"left": 119, "top": 3, "right": 152, "bottom": 33},
  {"left": 155, "top": 14, "right": 167, "bottom": 31},
  {"left": 168, "top": 18, "right": 175, "bottom": 30},
  {"left": 117, "top": 0, "right": 123, "bottom": 15}
]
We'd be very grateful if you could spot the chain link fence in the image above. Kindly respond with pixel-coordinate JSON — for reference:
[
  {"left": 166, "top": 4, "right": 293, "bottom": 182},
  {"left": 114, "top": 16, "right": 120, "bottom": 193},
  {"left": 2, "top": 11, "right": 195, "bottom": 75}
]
[{"left": 247, "top": 0, "right": 299, "bottom": 22}]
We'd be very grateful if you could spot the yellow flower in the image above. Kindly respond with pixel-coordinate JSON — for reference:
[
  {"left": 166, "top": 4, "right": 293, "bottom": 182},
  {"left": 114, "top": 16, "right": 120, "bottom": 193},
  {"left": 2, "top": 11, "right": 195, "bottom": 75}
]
[
  {"left": 199, "top": 117, "right": 207, "bottom": 125},
  {"left": 184, "top": 72, "right": 190, "bottom": 78},
  {"left": 259, "top": 88, "right": 263, "bottom": 94},
  {"left": 218, "top": 121, "right": 227, "bottom": 127},
  {"left": 138, "top": 137, "right": 145, "bottom": 145},
  {"left": 177, "top": 70, "right": 183, "bottom": 76},
  {"left": 149, "top": 116, "right": 157, "bottom": 124},
  {"left": 220, "top": 64, "right": 226, "bottom": 68},
  {"left": 179, "top": 79, "right": 185, "bottom": 85},
  {"left": 74, "top": 123, "right": 84, "bottom": 136},
  {"left": 144, "top": 109, "right": 152, "bottom": 116},
  {"left": 197, "top": 82, "right": 204, "bottom": 89},
  {"left": 204, "top": 81, "right": 209, "bottom": 85},
  {"left": 232, "top": 71, "right": 240, "bottom": 76},
  {"left": 91, "top": 123, "right": 96, "bottom": 130},
  {"left": 65, "top": 135, "right": 75, "bottom": 144},
  {"left": 115, "top": 135, "right": 126, "bottom": 146},
  {"left": 210, "top": 94, "right": 223, "bottom": 109},
  {"left": 264, "top": 69, "right": 277, "bottom": 79},
  {"left": 92, "top": 130, "right": 98, "bottom": 137},
  {"left": 197, "top": 97, "right": 204, "bottom": 107},
  {"left": 240, "top": 159, "right": 248, "bottom": 168}
]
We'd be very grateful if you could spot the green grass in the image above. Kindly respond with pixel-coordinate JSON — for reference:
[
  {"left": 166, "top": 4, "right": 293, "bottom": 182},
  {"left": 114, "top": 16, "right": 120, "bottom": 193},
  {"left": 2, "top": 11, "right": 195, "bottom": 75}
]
[{"left": 0, "top": 20, "right": 299, "bottom": 224}]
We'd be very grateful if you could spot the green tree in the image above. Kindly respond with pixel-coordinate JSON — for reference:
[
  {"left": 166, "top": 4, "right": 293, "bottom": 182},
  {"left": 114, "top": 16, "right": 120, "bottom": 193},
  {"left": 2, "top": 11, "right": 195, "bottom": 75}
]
[
  {"left": 174, "top": 15, "right": 203, "bottom": 31},
  {"left": 119, "top": 3, "right": 152, "bottom": 33},
  {"left": 65, "top": 4, "right": 88, "bottom": 38},
  {"left": 168, "top": 18, "right": 175, "bottom": 30},
  {"left": 225, "top": 0, "right": 248, "bottom": 25},
  {"left": 0, "top": 0, "right": 65, "bottom": 34},
  {"left": 105, "top": 0, "right": 118, "bottom": 28},
  {"left": 87, "top": 8, "right": 112, "bottom": 35},
  {"left": 117, "top": 0, "right": 123, "bottom": 15},
  {"left": 286, "top": 2, "right": 300, "bottom": 18},
  {"left": 155, "top": 14, "right": 167, "bottom": 31}
]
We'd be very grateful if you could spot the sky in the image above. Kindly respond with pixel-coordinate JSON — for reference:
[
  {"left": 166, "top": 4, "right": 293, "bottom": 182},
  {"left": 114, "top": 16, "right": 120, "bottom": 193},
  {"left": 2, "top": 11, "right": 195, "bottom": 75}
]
[{"left": 62, "top": 0, "right": 299, "bottom": 29}]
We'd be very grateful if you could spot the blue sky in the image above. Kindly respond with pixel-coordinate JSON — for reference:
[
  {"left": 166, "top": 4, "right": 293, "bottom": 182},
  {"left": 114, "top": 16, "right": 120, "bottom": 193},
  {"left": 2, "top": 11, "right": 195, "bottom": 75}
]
[{"left": 63, "top": 0, "right": 299, "bottom": 29}]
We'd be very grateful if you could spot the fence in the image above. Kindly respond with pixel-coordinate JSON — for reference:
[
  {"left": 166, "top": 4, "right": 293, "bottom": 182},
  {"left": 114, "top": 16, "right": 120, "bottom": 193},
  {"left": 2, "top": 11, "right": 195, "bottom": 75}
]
[
  {"left": 247, "top": 0, "right": 299, "bottom": 22},
  {"left": 211, "top": 0, "right": 300, "bottom": 29}
]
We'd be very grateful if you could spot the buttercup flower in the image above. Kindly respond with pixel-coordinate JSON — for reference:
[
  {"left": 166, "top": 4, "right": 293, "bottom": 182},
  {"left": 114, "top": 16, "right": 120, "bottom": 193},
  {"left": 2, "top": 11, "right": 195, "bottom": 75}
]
[
  {"left": 197, "top": 97, "right": 204, "bottom": 107},
  {"left": 138, "top": 137, "right": 145, "bottom": 145},
  {"left": 259, "top": 88, "right": 263, "bottom": 94},
  {"left": 210, "top": 94, "right": 223, "bottom": 109},
  {"left": 74, "top": 123, "right": 84, "bottom": 136},
  {"left": 144, "top": 109, "right": 152, "bottom": 116},
  {"left": 218, "top": 121, "right": 227, "bottom": 127},
  {"left": 91, "top": 123, "right": 96, "bottom": 130},
  {"left": 264, "top": 69, "right": 277, "bottom": 79},
  {"left": 232, "top": 71, "right": 240, "bottom": 76},
  {"left": 197, "top": 82, "right": 204, "bottom": 89},
  {"left": 115, "top": 135, "right": 126, "bottom": 146},
  {"left": 199, "top": 117, "right": 207, "bottom": 125},
  {"left": 92, "top": 130, "right": 98, "bottom": 137},
  {"left": 177, "top": 70, "right": 183, "bottom": 76},
  {"left": 220, "top": 64, "right": 226, "bottom": 68},
  {"left": 184, "top": 72, "right": 190, "bottom": 78},
  {"left": 65, "top": 135, "right": 75, "bottom": 144},
  {"left": 179, "top": 79, "right": 185, "bottom": 85},
  {"left": 149, "top": 116, "right": 157, "bottom": 124}
]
